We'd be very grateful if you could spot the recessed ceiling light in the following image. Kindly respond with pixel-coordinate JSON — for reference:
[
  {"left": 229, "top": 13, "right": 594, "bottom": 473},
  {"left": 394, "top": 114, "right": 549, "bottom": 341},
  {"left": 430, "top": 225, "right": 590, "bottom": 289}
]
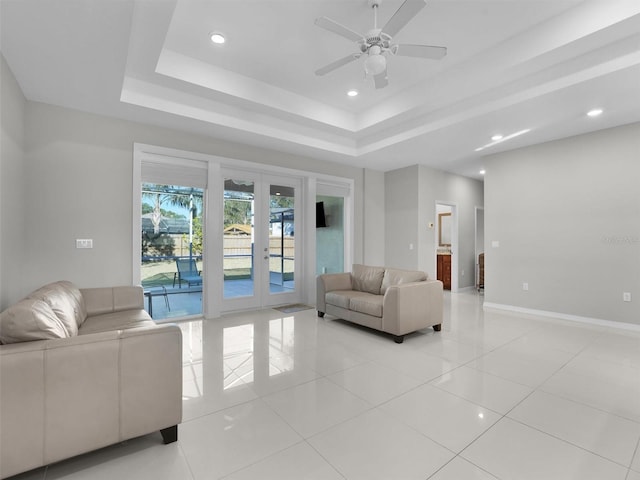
[
  {"left": 479, "top": 170, "right": 486, "bottom": 175},
  {"left": 347, "top": 89, "right": 359, "bottom": 97},
  {"left": 491, "top": 134, "right": 503, "bottom": 141},
  {"left": 210, "top": 33, "right": 225, "bottom": 44},
  {"left": 587, "top": 108, "right": 603, "bottom": 117}
]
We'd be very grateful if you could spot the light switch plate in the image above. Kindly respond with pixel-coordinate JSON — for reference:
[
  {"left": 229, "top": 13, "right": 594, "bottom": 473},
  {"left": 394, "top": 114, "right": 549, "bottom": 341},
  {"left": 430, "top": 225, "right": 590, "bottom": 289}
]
[{"left": 76, "top": 239, "right": 93, "bottom": 249}]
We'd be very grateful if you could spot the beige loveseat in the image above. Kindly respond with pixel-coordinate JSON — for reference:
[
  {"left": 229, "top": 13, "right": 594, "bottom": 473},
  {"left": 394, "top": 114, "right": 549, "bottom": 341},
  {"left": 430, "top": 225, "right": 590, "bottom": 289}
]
[
  {"left": 0, "top": 281, "right": 182, "bottom": 479},
  {"left": 317, "top": 264, "right": 443, "bottom": 343}
]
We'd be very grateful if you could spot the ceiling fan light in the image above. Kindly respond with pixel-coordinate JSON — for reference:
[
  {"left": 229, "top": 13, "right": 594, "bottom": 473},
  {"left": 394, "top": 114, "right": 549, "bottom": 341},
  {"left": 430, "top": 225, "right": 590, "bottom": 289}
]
[{"left": 364, "top": 53, "right": 386, "bottom": 76}]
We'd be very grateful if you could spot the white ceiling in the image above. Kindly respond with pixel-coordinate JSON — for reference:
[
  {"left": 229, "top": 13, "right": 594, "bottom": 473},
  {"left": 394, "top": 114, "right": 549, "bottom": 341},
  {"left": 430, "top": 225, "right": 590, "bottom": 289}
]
[{"left": 2, "top": 0, "right": 640, "bottom": 179}]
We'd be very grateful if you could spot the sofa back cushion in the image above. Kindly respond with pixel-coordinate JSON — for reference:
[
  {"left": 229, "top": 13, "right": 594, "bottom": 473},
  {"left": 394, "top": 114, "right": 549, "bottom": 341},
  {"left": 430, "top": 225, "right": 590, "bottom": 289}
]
[
  {"left": 380, "top": 268, "right": 427, "bottom": 295},
  {"left": 27, "top": 281, "right": 86, "bottom": 336},
  {"left": 351, "top": 264, "right": 385, "bottom": 295},
  {"left": 0, "top": 298, "right": 69, "bottom": 344}
]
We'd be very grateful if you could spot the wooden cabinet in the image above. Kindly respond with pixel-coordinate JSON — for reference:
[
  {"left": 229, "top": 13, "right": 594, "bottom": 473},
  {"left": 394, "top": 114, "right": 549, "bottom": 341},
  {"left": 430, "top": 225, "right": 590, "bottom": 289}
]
[{"left": 437, "top": 254, "right": 451, "bottom": 290}]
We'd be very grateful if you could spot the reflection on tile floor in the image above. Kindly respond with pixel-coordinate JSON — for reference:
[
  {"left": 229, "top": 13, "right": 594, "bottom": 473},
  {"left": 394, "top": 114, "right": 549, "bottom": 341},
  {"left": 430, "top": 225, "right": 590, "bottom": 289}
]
[{"left": 16, "top": 291, "right": 640, "bottom": 480}]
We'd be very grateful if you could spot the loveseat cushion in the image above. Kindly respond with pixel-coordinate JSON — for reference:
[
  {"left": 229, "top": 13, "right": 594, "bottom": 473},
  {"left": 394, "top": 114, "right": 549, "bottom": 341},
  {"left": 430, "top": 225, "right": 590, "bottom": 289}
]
[
  {"left": 325, "top": 290, "right": 371, "bottom": 309},
  {"left": 27, "top": 281, "right": 86, "bottom": 336},
  {"left": 349, "top": 294, "right": 384, "bottom": 318},
  {"left": 380, "top": 268, "right": 427, "bottom": 295},
  {"left": 0, "top": 298, "right": 69, "bottom": 344},
  {"left": 351, "top": 264, "right": 385, "bottom": 295}
]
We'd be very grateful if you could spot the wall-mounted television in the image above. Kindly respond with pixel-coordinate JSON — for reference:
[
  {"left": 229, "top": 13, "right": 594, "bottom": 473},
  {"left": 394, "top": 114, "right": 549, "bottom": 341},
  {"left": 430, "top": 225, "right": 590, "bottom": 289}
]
[{"left": 316, "top": 201, "right": 327, "bottom": 228}]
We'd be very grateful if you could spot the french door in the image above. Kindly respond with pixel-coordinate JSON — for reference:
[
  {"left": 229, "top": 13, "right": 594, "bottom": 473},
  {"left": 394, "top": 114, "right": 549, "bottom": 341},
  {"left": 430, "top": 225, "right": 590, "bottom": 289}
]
[{"left": 222, "top": 169, "right": 301, "bottom": 311}]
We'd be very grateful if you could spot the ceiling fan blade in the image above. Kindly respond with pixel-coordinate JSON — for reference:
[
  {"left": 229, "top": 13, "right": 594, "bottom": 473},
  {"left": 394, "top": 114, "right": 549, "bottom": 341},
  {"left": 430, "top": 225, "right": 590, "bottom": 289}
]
[
  {"left": 394, "top": 44, "right": 447, "bottom": 59},
  {"left": 373, "top": 70, "right": 389, "bottom": 89},
  {"left": 315, "top": 53, "right": 361, "bottom": 76},
  {"left": 381, "top": 0, "right": 427, "bottom": 38},
  {"left": 315, "top": 17, "right": 364, "bottom": 43}
]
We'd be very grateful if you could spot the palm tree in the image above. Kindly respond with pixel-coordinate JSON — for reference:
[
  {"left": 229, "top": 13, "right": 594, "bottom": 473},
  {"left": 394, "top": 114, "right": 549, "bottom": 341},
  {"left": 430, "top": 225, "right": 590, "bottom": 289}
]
[{"left": 142, "top": 184, "right": 201, "bottom": 234}]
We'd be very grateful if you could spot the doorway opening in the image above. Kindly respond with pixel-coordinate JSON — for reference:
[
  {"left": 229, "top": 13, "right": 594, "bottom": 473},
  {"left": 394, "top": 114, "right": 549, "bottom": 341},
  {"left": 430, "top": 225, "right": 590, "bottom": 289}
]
[{"left": 435, "top": 202, "right": 458, "bottom": 291}]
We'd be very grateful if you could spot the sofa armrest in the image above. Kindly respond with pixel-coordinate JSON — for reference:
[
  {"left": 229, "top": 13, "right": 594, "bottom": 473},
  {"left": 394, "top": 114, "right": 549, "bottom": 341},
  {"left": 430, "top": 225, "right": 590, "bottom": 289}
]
[
  {"left": 81, "top": 286, "right": 144, "bottom": 316},
  {"left": 119, "top": 324, "right": 183, "bottom": 440},
  {"left": 382, "top": 280, "right": 443, "bottom": 336},
  {"left": 316, "top": 273, "right": 352, "bottom": 312},
  {"left": 0, "top": 324, "right": 182, "bottom": 477}
]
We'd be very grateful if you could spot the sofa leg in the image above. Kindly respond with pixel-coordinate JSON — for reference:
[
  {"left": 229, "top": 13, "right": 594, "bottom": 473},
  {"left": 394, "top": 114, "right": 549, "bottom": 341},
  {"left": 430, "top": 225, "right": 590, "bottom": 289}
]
[
  {"left": 393, "top": 335, "right": 404, "bottom": 344},
  {"left": 317, "top": 311, "right": 325, "bottom": 317},
  {"left": 433, "top": 324, "right": 442, "bottom": 332},
  {"left": 161, "top": 425, "right": 178, "bottom": 444}
]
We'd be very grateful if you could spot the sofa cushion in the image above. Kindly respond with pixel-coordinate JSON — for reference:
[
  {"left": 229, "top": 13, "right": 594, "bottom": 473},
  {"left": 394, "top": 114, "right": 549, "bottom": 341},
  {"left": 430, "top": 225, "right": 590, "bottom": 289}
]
[
  {"left": 349, "top": 294, "right": 384, "bottom": 318},
  {"left": 27, "top": 281, "right": 87, "bottom": 336},
  {"left": 325, "top": 290, "right": 371, "bottom": 309},
  {"left": 79, "top": 310, "right": 154, "bottom": 335},
  {"left": 351, "top": 264, "right": 385, "bottom": 295},
  {"left": 380, "top": 268, "right": 427, "bottom": 294},
  {"left": 0, "top": 298, "right": 69, "bottom": 344}
]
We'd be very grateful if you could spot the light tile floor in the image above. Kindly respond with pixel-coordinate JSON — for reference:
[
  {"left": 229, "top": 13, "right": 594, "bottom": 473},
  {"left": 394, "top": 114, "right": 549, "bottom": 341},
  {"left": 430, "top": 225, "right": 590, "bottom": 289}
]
[{"left": 11, "top": 291, "right": 640, "bottom": 480}]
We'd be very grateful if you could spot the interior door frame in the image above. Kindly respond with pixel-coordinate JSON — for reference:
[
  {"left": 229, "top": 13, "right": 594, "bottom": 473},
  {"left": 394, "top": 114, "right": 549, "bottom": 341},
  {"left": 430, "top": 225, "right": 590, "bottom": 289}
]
[{"left": 435, "top": 201, "right": 459, "bottom": 292}]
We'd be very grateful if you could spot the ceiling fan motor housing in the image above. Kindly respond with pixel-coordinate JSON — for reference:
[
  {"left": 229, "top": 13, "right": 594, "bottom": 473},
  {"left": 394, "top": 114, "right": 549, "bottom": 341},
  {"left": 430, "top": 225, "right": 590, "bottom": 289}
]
[{"left": 360, "top": 29, "right": 391, "bottom": 53}]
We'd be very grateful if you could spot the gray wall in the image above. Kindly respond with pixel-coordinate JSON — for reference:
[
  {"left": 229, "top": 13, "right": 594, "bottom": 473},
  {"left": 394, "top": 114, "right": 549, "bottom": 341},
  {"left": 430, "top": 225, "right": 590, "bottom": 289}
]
[
  {"left": 484, "top": 123, "right": 640, "bottom": 326},
  {"left": 1, "top": 59, "right": 366, "bottom": 307},
  {"left": 385, "top": 166, "right": 420, "bottom": 270},
  {"left": 1, "top": 56, "right": 27, "bottom": 309},
  {"left": 385, "top": 165, "right": 484, "bottom": 286},
  {"left": 363, "top": 168, "right": 385, "bottom": 266}
]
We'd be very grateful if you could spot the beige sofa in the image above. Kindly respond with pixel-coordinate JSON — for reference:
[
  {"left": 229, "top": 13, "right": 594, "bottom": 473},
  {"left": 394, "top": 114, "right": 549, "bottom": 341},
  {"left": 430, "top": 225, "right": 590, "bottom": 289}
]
[
  {"left": 0, "top": 281, "right": 182, "bottom": 479},
  {"left": 317, "top": 264, "right": 443, "bottom": 343}
]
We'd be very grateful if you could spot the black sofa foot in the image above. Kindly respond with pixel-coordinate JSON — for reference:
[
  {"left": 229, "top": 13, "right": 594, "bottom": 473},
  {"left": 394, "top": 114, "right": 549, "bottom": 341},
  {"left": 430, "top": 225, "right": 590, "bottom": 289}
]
[
  {"left": 393, "top": 335, "right": 404, "bottom": 344},
  {"left": 317, "top": 311, "right": 325, "bottom": 317},
  {"left": 433, "top": 324, "right": 442, "bottom": 332},
  {"left": 161, "top": 425, "right": 178, "bottom": 444}
]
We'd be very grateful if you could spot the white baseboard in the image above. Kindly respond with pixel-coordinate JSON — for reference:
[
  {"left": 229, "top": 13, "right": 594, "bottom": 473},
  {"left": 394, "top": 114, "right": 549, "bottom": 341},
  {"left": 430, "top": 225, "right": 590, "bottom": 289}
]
[{"left": 483, "top": 302, "right": 640, "bottom": 333}]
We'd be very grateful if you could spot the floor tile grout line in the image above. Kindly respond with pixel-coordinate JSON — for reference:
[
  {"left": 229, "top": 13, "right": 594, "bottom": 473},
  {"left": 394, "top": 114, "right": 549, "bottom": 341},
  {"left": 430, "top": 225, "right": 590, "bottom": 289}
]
[
  {"left": 177, "top": 441, "right": 197, "bottom": 480},
  {"left": 504, "top": 414, "right": 636, "bottom": 470}
]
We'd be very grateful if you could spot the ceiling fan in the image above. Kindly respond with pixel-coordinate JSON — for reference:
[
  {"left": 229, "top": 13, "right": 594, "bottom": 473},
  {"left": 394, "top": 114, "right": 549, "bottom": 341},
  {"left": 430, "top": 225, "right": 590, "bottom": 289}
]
[{"left": 314, "top": 0, "right": 446, "bottom": 89}]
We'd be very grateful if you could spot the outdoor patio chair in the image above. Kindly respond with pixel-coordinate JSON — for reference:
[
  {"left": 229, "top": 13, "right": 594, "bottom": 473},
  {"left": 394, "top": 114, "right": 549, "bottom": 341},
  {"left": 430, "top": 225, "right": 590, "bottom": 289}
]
[{"left": 174, "top": 258, "right": 202, "bottom": 288}]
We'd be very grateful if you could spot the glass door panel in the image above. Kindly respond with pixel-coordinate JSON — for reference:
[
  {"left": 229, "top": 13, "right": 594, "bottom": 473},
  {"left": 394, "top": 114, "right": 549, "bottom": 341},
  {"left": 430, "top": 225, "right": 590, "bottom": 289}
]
[
  {"left": 223, "top": 178, "right": 255, "bottom": 300},
  {"left": 268, "top": 184, "right": 295, "bottom": 295},
  {"left": 140, "top": 183, "right": 203, "bottom": 319}
]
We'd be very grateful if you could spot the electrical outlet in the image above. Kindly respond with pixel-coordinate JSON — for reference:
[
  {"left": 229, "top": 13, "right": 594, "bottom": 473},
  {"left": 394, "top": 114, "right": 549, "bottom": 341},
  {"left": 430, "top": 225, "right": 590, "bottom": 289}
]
[
  {"left": 522, "top": 282, "right": 529, "bottom": 291},
  {"left": 623, "top": 292, "right": 631, "bottom": 302}
]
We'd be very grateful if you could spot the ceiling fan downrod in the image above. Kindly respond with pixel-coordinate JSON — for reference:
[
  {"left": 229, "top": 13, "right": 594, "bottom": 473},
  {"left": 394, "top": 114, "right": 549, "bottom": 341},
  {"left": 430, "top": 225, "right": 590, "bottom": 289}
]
[{"left": 369, "top": 0, "right": 381, "bottom": 29}]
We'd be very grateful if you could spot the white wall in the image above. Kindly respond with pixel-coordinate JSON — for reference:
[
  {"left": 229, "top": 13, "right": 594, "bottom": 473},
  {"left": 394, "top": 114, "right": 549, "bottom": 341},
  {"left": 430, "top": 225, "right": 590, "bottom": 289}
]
[
  {"left": 1, "top": 55, "right": 27, "bottom": 310},
  {"left": 363, "top": 168, "right": 385, "bottom": 266},
  {"left": 385, "top": 166, "right": 420, "bottom": 269},
  {"left": 3, "top": 98, "right": 365, "bottom": 306},
  {"left": 418, "top": 167, "right": 484, "bottom": 288},
  {"left": 384, "top": 165, "right": 483, "bottom": 285},
  {"left": 484, "top": 123, "right": 640, "bottom": 326}
]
